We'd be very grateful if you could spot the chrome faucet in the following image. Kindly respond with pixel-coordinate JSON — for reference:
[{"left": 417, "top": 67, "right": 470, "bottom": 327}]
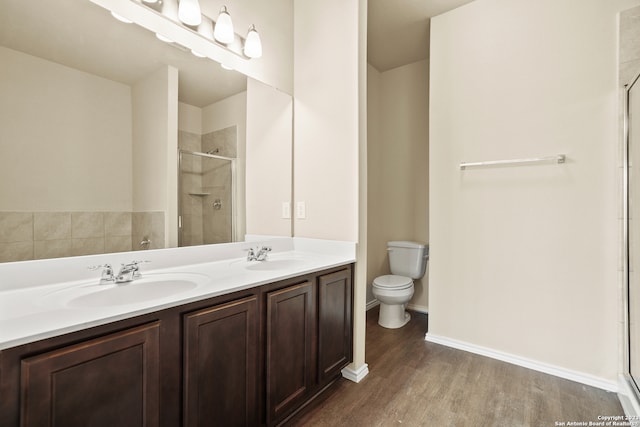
[
  {"left": 115, "top": 261, "right": 147, "bottom": 283},
  {"left": 88, "top": 264, "right": 115, "bottom": 285},
  {"left": 246, "top": 246, "right": 272, "bottom": 261}
]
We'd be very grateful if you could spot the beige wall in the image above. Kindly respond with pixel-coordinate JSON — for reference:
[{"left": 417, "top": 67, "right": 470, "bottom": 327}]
[
  {"left": 132, "top": 66, "right": 179, "bottom": 247},
  {"left": 292, "top": 0, "right": 360, "bottom": 242},
  {"left": 0, "top": 46, "right": 132, "bottom": 212},
  {"left": 429, "top": 0, "right": 640, "bottom": 385},
  {"left": 367, "top": 60, "right": 430, "bottom": 311},
  {"left": 246, "top": 78, "right": 293, "bottom": 237},
  {"left": 293, "top": 0, "right": 367, "bottom": 373}
]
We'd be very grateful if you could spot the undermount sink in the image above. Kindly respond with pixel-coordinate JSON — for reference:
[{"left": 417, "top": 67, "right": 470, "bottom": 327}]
[{"left": 40, "top": 273, "right": 210, "bottom": 308}]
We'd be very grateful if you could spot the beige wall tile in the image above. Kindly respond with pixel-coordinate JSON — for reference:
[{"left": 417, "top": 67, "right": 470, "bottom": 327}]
[
  {"left": 72, "top": 237, "right": 105, "bottom": 256},
  {"left": 105, "top": 212, "right": 132, "bottom": 237},
  {"left": 133, "top": 212, "right": 165, "bottom": 251},
  {"left": 34, "top": 212, "right": 71, "bottom": 241},
  {"left": 0, "top": 212, "right": 33, "bottom": 243},
  {"left": 34, "top": 239, "right": 72, "bottom": 259},
  {"left": 0, "top": 241, "right": 33, "bottom": 262},
  {"left": 202, "top": 126, "right": 237, "bottom": 158},
  {"left": 72, "top": 212, "right": 104, "bottom": 238},
  {"left": 105, "top": 236, "right": 133, "bottom": 253}
]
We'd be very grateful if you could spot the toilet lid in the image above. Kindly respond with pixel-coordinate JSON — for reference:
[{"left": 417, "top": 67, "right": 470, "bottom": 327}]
[{"left": 373, "top": 275, "right": 413, "bottom": 290}]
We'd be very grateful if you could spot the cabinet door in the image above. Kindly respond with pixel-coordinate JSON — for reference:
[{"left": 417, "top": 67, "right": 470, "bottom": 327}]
[
  {"left": 265, "top": 281, "right": 315, "bottom": 425},
  {"left": 318, "top": 269, "right": 353, "bottom": 384},
  {"left": 183, "top": 296, "right": 258, "bottom": 427},
  {"left": 20, "top": 322, "right": 160, "bottom": 427}
]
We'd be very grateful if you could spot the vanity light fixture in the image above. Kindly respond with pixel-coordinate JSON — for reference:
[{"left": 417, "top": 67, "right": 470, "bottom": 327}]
[
  {"left": 115, "top": 0, "right": 263, "bottom": 61},
  {"left": 178, "top": 0, "right": 202, "bottom": 26},
  {"left": 213, "top": 6, "right": 234, "bottom": 44},
  {"left": 243, "top": 25, "right": 262, "bottom": 59},
  {"left": 111, "top": 11, "right": 133, "bottom": 23},
  {"left": 156, "top": 33, "right": 174, "bottom": 43}
]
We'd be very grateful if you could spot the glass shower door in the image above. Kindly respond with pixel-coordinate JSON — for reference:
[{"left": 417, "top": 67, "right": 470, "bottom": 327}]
[{"left": 178, "top": 150, "right": 235, "bottom": 247}]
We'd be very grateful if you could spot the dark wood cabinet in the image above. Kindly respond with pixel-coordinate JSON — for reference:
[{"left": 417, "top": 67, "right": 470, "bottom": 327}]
[
  {"left": 0, "top": 264, "right": 353, "bottom": 427},
  {"left": 20, "top": 322, "right": 160, "bottom": 427},
  {"left": 183, "top": 295, "right": 258, "bottom": 427},
  {"left": 318, "top": 268, "right": 353, "bottom": 385},
  {"left": 265, "top": 280, "right": 315, "bottom": 424},
  {"left": 264, "top": 267, "right": 354, "bottom": 425}
]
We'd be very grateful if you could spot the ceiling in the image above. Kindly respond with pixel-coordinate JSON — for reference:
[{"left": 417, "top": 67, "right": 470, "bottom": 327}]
[{"left": 368, "top": 0, "right": 476, "bottom": 71}]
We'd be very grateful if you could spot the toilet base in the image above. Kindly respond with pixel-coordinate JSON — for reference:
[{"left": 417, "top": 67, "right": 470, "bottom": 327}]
[{"left": 378, "top": 303, "right": 411, "bottom": 329}]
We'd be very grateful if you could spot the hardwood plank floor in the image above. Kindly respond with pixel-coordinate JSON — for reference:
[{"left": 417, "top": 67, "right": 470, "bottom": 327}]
[{"left": 286, "top": 307, "right": 624, "bottom": 426}]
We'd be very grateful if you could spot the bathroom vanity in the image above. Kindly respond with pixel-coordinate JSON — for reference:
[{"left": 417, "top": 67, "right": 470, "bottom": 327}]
[{"left": 0, "top": 240, "right": 355, "bottom": 427}]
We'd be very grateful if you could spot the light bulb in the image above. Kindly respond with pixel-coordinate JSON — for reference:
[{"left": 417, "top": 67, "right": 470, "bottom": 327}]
[
  {"left": 213, "top": 6, "right": 234, "bottom": 44},
  {"left": 244, "top": 25, "right": 262, "bottom": 59},
  {"left": 178, "top": 0, "right": 202, "bottom": 26}
]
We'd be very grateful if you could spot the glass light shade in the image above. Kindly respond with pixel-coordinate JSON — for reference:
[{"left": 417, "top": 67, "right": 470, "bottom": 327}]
[
  {"left": 244, "top": 25, "right": 262, "bottom": 59},
  {"left": 111, "top": 12, "right": 133, "bottom": 23},
  {"left": 197, "top": 16, "right": 214, "bottom": 40},
  {"left": 160, "top": 0, "right": 179, "bottom": 21},
  {"left": 142, "top": 0, "right": 158, "bottom": 3},
  {"left": 213, "top": 6, "right": 234, "bottom": 44},
  {"left": 178, "top": 0, "right": 202, "bottom": 26},
  {"left": 191, "top": 49, "right": 206, "bottom": 58}
]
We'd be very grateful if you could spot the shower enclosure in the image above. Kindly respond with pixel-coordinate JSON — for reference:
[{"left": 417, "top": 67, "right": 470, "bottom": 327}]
[{"left": 178, "top": 149, "right": 236, "bottom": 247}]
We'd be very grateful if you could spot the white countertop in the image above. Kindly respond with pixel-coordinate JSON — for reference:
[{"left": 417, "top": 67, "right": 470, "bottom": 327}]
[{"left": 0, "top": 238, "right": 356, "bottom": 350}]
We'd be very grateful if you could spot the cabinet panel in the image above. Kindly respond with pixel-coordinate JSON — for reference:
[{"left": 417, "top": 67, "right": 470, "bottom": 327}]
[
  {"left": 318, "top": 269, "right": 353, "bottom": 383},
  {"left": 20, "top": 322, "right": 160, "bottom": 427},
  {"left": 266, "top": 281, "right": 315, "bottom": 424},
  {"left": 183, "top": 296, "right": 258, "bottom": 427}
]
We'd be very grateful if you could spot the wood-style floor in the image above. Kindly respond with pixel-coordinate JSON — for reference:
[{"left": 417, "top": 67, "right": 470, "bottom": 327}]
[{"left": 287, "top": 307, "right": 624, "bottom": 426}]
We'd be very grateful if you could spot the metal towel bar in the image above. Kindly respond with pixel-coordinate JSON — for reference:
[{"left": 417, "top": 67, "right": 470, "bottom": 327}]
[{"left": 459, "top": 154, "right": 565, "bottom": 170}]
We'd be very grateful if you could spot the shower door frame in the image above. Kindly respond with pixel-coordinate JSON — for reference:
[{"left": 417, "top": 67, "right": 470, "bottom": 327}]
[{"left": 178, "top": 149, "right": 237, "bottom": 247}]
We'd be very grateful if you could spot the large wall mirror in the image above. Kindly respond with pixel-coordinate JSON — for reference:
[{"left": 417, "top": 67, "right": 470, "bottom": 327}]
[
  {"left": 628, "top": 72, "right": 640, "bottom": 395},
  {"left": 0, "top": 0, "right": 293, "bottom": 263}
]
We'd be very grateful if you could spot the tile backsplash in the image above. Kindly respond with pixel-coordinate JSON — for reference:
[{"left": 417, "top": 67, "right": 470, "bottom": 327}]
[{"left": 0, "top": 211, "right": 164, "bottom": 263}]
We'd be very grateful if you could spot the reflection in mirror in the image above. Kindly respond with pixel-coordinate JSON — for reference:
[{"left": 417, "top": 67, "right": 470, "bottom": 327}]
[
  {"left": 0, "top": 0, "right": 292, "bottom": 263},
  {"left": 628, "top": 72, "right": 640, "bottom": 391}
]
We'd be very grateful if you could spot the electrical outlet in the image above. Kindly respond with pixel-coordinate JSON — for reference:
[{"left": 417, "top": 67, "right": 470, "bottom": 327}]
[
  {"left": 282, "top": 202, "right": 291, "bottom": 219},
  {"left": 296, "top": 201, "right": 306, "bottom": 219}
]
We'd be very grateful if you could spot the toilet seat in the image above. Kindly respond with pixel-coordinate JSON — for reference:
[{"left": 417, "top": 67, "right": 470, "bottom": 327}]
[{"left": 372, "top": 275, "right": 413, "bottom": 290}]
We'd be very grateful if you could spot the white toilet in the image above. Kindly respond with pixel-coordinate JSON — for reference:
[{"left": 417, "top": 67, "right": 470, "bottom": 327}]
[{"left": 372, "top": 241, "right": 429, "bottom": 329}]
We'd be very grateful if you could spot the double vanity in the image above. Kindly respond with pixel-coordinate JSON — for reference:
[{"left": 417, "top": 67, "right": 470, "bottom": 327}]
[{"left": 0, "top": 238, "right": 355, "bottom": 426}]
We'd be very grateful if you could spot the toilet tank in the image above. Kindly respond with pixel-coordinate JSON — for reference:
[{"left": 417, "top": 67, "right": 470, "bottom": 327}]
[{"left": 387, "top": 241, "right": 429, "bottom": 279}]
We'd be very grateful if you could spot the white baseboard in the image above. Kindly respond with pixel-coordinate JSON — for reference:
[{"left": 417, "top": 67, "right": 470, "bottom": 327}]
[
  {"left": 341, "top": 363, "right": 369, "bottom": 383},
  {"left": 366, "top": 299, "right": 428, "bottom": 315},
  {"left": 407, "top": 303, "right": 428, "bottom": 314},
  {"left": 425, "top": 333, "right": 618, "bottom": 392}
]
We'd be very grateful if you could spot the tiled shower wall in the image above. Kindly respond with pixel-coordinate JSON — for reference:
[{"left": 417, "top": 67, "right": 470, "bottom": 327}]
[
  {"left": 0, "top": 211, "right": 164, "bottom": 263},
  {"left": 179, "top": 126, "right": 236, "bottom": 247}
]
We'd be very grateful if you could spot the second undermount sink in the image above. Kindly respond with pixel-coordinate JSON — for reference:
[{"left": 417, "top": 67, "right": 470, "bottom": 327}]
[{"left": 40, "top": 273, "right": 210, "bottom": 309}]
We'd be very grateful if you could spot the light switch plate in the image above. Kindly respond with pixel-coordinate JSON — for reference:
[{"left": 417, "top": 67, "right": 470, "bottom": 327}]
[
  {"left": 282, "top": 202, "right": 291, "bottom": 219},
  {"left": 296, "top": 201, "right": 306, "bottom": 219}
]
